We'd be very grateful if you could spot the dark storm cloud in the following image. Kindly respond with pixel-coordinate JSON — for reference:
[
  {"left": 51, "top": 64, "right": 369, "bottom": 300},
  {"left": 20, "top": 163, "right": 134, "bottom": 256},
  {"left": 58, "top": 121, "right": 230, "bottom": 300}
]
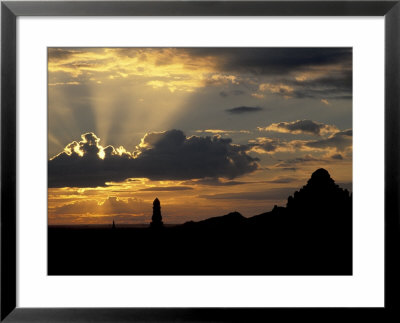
[
  {"left": 48, "top": 131, "right": 259, "bottom": 188},
  {"left": 226, "top": 106, "right": 263, "bottom": 114},
  {"left": 285, "top": 69, "right": 353, "bottom": 100},
  {"left": 333, "top": 95, "right": 353, "bottom": 100},
  {"left": 255, "top": 71, "right": 352, "bottom": 101},
  {"left": 186, "top": 48, "right": 352, "bottom": 100},
  {"left": 186, "top": 48, "right": 352, "bottom": 75},
  {"left": 297, "top": 71, "right": 352, "bottom": 91},
  {"left": 256, "top": 79, "right": 352, "bottom": 101}
]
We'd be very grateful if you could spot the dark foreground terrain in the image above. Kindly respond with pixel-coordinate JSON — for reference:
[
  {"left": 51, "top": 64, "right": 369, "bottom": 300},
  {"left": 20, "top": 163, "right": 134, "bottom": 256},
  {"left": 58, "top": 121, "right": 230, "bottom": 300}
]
[{"left": 48, "top": 169, "right": 352, "bottom": 275}]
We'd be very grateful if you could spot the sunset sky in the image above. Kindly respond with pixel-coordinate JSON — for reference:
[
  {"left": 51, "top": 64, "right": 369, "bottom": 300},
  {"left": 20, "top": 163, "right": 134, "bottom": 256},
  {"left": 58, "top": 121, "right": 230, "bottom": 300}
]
[{"left": 48, "top": 48, "right": 352, "bottom": 225}]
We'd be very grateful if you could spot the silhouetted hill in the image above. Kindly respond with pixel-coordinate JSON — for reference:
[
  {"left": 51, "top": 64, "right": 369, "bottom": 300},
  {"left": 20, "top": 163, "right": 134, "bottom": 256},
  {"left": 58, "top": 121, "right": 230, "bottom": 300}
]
[
  {"left": 246, "top": 205, "right": 286, "bottom": 227},
  {"left": 48, "top": 168, "right": 352, "bottom": 275},
  {"left": 183, "top": 211, "right": 245, "bottom": 229}
]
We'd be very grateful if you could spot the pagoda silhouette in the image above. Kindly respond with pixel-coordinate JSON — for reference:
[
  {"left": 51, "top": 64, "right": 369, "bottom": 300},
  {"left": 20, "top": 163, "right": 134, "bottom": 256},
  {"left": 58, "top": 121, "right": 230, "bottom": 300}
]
[{"left": 150, "top": 198, "right": 163, "bottom": 228}]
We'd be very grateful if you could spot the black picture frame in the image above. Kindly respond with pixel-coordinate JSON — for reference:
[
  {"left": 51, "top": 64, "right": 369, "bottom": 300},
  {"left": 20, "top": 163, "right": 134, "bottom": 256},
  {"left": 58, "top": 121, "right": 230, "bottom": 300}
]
[{"left": 1, "top": 1, "right": 399, "bottom": 321}]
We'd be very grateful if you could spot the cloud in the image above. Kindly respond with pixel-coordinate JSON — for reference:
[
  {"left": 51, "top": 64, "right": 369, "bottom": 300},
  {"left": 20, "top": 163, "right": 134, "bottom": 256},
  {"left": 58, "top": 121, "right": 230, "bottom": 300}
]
[
  {"left": 274, "top": 154, "right": 324, "bottom": 167},
  {"left": 248, "top": 56, "right": 352, "bottom": 101},
  {"left": 204, "top": 74, "right": 239, "bottom": 86},
  {"left": 226, "top": 106, "right": 263, "bottom": 114},
  {"left": 248, "top": 137, "right": 286, "bottom": 154},
  {"left": 51, "top": 196, "right": 144, "bottom": 216},
  {"left": 182, "top": 178, "right": 250, "bottom": 186},
  {"left": 199, "top": 187, "right": 296, "bottom": 201},
  {"left": 330, "top": 153, "right": 344, "bottom": 160},
  {"left": 279, "top": 167, "right": 297, "bottom": 172},
  {"left": 48, "top": 131, "right": 259, "bottom": 187},
  {"left": 251, "top": 93, "right": 265, "bottom": 99},
  {"left": 248, "top": 128, "right": 352, "bottom": 155},
  {"left": 138, "top": 186, "right": 194, "bottom": 191},
  {"left": 48, "top": 48, "right": 352, "bottom": 99},
  {"left": 252, "top": 74, "right": 352, "bottom": 101},
  {"left": 274, "top": 152, "right": 348, "bottom": 168},
  {"left": 48, "top": 81, "right": 80, "bottom": 86},
  {"left": 258, "top": 120, "right": 339, "bottom": 136},
  {"left": 289, "top": 70, "right": 352, "bottom": 100},
  {"left": 305, "top": 129, "right": 352, "bottom": 151},
  {"left": 48, "top": 196, "right": 152, "bottom": 224},
  {"left": 186, "top": 48, "right": 352, "bottom": 76},
  {"left": 259, "top": 83, "right": 294, "bottom": 95},
  {"left": 48, "top": 48, "right": 80, "bottom": 62},
  {"left": 266, "top": 177, "right": 298, "bottom": 184},
  {"left": 195, "top": 129, "right": 250, "bottom": 135},
  {"left": 48, "top": 48, "right": 224, "bottom": 93},
  {"left": 200, "top": 48, "right": 352, "bottom": 100}
]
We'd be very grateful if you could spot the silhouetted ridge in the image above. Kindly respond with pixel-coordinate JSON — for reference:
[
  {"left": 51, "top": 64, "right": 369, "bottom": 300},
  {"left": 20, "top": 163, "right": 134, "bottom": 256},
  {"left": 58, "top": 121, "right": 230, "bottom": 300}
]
[
  {"left": 247, "top": 205, "right": 286, "bottom": 224},
  {"left": 183, "top": 211, "right": 245, "bottom": 229}
]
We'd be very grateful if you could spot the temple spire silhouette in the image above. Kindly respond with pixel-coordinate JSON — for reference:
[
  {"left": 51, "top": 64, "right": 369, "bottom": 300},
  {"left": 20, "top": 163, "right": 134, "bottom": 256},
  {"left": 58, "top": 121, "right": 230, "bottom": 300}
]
[
  {"left": 112, "top": 219, "right": 116, "bottom": 229},
  {"left": 150, "top": 197, "right": 163, "bottom": 228}
]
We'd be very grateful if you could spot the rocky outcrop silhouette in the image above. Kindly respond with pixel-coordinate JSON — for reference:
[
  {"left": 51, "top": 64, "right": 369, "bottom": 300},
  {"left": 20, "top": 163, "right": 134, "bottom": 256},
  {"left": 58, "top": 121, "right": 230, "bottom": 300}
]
[
  {"left": 287, "top": 168, "right": 351, "bottom": 217},
  {"left": 150, "top": 197, "right": 163, "bottom": 228},
  {"left": 283, "top": 169, "right": 352, "bottom": 257}
]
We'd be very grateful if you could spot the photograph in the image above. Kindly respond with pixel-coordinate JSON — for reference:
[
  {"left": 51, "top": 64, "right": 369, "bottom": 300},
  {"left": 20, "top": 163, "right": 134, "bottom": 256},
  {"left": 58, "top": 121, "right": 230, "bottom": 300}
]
[{"left": 47, "top": 47, "right": 353, "bottom": 275}]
